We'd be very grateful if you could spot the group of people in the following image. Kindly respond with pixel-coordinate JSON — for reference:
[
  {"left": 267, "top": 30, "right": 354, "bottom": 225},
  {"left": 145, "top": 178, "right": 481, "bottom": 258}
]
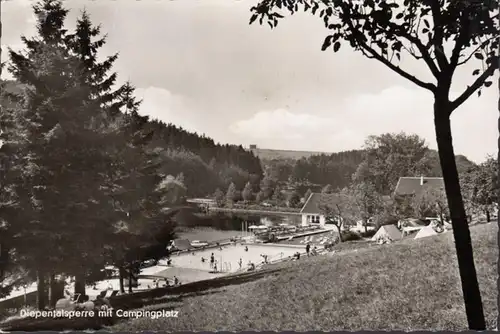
[
  {"left": 305, "top": 243, "right": 318, "bottom": 256},
  {"left": 149, "top": 276, "right": 180, "bottom": 289}
]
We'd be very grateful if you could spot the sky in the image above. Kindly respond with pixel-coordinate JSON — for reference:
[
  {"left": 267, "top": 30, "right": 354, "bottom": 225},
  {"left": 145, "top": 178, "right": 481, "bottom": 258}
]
[{"left": 1, "top": 0, "right": 498, "bottom": 163}]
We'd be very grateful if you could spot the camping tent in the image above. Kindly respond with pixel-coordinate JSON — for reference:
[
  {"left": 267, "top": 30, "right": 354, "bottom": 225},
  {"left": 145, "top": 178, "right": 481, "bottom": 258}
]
[
  {"left": 371, "top": 225, "right": 403, "bottom": 244},
  {"left": 171, "top": 239, "right": 191, "bottom": 251},
  {"left": 414, "top": 225, "right": 443, "bottom": 239}
]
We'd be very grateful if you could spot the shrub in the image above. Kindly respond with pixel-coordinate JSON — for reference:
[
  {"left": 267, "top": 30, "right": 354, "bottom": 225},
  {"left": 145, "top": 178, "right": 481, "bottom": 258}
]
[
  {"left": 342, "top": 231, "right": 362, "bottom": 242},
  {"left": 359, "top": 229, "right": 376, "bottom": 238}
]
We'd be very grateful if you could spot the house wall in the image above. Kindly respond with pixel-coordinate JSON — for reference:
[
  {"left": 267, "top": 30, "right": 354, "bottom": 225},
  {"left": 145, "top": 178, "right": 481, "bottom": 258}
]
[
  {"left": 319, "top": 215, "right": 326, "bottom": 226},
  {"left": 301, "top": 214, "right": 325, "bottom": 227}
]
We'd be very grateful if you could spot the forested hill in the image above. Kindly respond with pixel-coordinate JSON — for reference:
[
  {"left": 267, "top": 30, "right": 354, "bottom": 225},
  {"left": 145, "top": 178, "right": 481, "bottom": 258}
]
[
  {"left": 1, "top": 79, "right": 263, "bottom": 197},
  {"left": 261, "top": 145, "right": 477, "bottom": 193}
]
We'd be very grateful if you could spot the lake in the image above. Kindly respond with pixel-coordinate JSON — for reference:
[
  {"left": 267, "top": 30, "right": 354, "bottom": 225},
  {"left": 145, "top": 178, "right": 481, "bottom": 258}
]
[{"left": 174, "top": 207, "right": 303, "bottom": 241}]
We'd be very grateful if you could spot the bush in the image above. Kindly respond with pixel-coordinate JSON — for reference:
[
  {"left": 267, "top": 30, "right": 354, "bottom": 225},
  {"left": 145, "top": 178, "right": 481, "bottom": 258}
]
[
  {"left": 359, "top": 229, "right": 376, "bottom": 238},
  {"left": 341, "top": 231, "right": 362, "bottom": 242}
]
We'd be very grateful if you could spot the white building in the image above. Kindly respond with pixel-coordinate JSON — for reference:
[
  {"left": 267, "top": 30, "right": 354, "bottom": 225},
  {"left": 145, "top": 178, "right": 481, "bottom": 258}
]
[{"left": 300, "top": 193, "right": 342, "bottom": 227}]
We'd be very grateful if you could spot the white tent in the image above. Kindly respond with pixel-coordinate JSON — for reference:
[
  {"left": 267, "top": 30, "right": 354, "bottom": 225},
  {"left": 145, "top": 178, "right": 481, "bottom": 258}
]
[
  {"left": 414, "top": 225, "right": 442, "bottom": 239},
  {"left": 371, "top": 225, "right": 403, "bottom": 244}
]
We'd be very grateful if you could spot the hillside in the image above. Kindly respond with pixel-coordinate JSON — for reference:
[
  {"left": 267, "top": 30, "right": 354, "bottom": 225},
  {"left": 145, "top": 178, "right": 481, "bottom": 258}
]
[
  {"left": 0, "top": 79, "right": 263, "bottom": 197},
  {"left": 251, "top": 147, "right": 333, "bottom": 161},
  {"left": 111, "top": 222, "right": 497, "bottom": 331}
]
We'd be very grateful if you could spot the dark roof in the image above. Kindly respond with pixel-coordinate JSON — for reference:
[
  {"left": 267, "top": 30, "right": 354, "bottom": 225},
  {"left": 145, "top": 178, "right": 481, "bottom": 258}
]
[
  {"left": 394, "top": 177, "right": 444, "bottom": 196},
  {"left": 300, "top": 193, "right": 344, "bottom": 214}
]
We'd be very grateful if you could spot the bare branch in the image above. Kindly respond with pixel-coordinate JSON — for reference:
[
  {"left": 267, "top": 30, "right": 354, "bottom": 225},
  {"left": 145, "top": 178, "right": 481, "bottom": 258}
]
[
  {"left": 457, "top": 37, "right": 496, "bottom": 66},
  {"left": 358, "top": 41, "right": 436, "bottom": 92},
  {"left": 339, "top": 5, "right": 437, "bottom": 91},
  {"left": 449, "top": 11, "right": 471, "bottom": 69},
  {"left": 450, "top": 63, "right": 498, "bottom": 112},
  {"left": 385, "top": 21, "right": 441, "bottom": 78}
]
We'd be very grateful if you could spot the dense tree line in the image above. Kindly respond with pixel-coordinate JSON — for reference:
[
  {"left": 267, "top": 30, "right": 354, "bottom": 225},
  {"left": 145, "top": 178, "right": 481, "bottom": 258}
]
[{"left": 0, "top": 0, "right": 261, "bottom": 310}]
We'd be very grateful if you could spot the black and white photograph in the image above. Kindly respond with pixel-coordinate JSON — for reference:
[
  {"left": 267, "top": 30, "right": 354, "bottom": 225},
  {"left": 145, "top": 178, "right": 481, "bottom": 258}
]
[{"left": 0, "top": 0, "right": 498, "bottom": 331}]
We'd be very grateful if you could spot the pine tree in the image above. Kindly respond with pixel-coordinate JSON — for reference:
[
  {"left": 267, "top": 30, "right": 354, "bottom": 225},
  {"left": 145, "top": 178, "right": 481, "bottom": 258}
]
[
  {"left": 64, "top": 9, "right": 124, "bottom": 114},
  {"left": 242, "top": 182, "right": 253, "bottom": 203}
]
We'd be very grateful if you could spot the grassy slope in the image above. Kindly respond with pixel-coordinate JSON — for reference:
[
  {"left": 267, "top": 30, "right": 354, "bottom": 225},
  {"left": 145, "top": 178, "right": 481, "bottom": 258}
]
[{"left": 112, "top": 222, "right": 497, "bottom": 331}]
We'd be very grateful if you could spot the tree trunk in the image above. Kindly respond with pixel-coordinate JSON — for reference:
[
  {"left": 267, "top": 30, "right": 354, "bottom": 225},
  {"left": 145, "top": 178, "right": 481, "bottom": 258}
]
[
  {"left": 485, "top": 210, "right": 490, "bottom": 223},
  {"left": 118, "top": 266, "right": 125, "bottom": 293},
  {"left": 434, "top": 108, "right": 485, "bottom": 330},
  {"left": 74, "top": 273, "right": 86, "bottom": 302},
  {"left": 36, "top": 270, "right": 46, "bottom": 310},
  {"left": 48, "top": 273, "right": 56, "bottom": 308},
  {"left": 128, "top": 266, "right": 133, "bottom": 294},
  {"left": 335, "top": 224, "right": 343, "bottom": 242}
]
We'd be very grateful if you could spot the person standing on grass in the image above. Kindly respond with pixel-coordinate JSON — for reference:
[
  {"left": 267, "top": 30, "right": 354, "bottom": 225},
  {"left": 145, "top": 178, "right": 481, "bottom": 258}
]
[{"left": 306, "top": 243, "right": 311, "bottom": 256}]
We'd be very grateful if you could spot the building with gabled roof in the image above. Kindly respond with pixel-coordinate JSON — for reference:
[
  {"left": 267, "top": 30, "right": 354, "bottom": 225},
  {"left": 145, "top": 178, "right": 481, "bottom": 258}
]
[
  {"left": 394, "top": 176, "right": 444, "bottom": 197},
  {"left": 300, "top": 192, "right": 344, "bottom": 227}
]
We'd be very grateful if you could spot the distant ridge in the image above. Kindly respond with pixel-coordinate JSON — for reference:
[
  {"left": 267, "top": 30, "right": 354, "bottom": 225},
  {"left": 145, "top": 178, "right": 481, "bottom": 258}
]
[{"left": 250, "top": 147, "right": 333, "bottom": 160}]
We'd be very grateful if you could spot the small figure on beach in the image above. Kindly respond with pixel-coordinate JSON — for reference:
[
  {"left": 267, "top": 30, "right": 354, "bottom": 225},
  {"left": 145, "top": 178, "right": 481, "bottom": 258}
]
[
  {"left": 201, "top": 257, "right": 206, "bottom": 263},
  {"left": 210, "top": 253, "right": 215, "bottom": 268},
  {"left": 244, "top": 246, "right": 248, "bottom": 252},
  {"left": 238, "top": 258, "right": 243, "bottom": 269}
]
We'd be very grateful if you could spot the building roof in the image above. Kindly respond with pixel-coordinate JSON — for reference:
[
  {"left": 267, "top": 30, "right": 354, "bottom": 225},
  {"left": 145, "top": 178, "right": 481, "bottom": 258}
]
[
  {"left": 300, "top": 193, "right": 344, "bottom": 214},
  {"left": 394, "top": 177, "right": 444, "bottom": 197}
]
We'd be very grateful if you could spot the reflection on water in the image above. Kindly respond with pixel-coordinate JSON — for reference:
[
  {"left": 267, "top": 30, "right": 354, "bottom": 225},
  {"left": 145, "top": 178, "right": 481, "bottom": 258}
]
[{"left": 175, "top": 207, "right": 301, "bottom": 231}]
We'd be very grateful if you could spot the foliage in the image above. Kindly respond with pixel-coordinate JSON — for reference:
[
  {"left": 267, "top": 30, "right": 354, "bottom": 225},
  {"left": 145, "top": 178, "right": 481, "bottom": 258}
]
[
  {"left": 259, "top": 175, "right": 277, "bottom": 200},
  {"left": 286, "top": 190, "right": 301, "bottom": 208},
  {"left": 272, "top": 185, "right": 284, "bottom": 203},
  {"left": 242, "top": 182, "right": 254, "bottom": 202},
  {"left": 411, "top": 187, "right": 449, "bottom": 220},
  {"left": 321, "top": 184, "right": 334, "bottom": 194},
  {"left": 213, "top": 188, "right": 225, "bottom": 207},
  {"left": 303, "top": 188, "right": 313, "bottom": 202},
  {"left": 225, "top": 182, "right": 238, "bottom": 207},
  {"left": 318, "top": 192, "right": 351, "bottom": 241},
  {"left": 345, "top": 181, "right": 385, "bottom": 229},
  {"left": 460, "top": 156, "right": 498, "bottom": 220},
  {"left": 353, "top": 133, "right": 435, "bottom": 195}
]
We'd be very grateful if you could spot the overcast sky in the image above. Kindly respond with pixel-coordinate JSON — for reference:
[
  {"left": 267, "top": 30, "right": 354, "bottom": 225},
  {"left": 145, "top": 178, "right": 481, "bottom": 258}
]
[{"left": 2, "top": 0, "right": 497, "bottom": 163}]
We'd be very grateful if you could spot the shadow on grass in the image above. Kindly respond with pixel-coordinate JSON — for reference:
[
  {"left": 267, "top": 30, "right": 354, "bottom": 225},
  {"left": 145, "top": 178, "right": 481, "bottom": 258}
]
[{"left": 0, "top": 267, "right": 284, "bottom": 332}]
